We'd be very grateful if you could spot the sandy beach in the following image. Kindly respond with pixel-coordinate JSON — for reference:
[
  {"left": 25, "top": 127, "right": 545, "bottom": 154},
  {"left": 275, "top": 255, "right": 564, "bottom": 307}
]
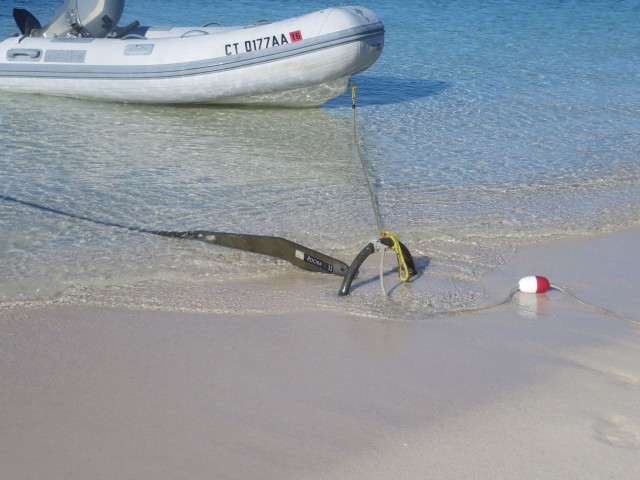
[{"left": 1, "top": 228, "right": 639, "bottom": 479}]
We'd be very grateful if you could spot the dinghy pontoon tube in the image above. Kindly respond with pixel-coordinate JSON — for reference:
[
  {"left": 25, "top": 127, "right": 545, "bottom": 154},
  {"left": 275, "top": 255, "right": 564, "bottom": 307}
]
[{"left": 1, "top": 0, "right": 385, "bottom": 106}]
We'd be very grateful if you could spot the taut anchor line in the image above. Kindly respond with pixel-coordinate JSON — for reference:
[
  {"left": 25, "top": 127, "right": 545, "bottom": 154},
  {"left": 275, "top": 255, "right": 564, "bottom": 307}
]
[
  {"left": 1, "top": 194, "right": 415, "bottom": 296},
  {"left": 347, "top": 81, "right": 418, "bottom": 295}
]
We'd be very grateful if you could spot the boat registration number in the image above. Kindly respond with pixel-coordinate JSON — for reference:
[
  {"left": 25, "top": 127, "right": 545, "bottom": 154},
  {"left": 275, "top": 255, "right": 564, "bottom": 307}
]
[{"left": 225, "top": 30, "right": 303, "bottom": 56}]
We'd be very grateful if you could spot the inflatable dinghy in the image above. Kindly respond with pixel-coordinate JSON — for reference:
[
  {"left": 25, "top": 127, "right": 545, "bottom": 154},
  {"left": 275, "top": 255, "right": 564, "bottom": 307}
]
[{"left": 0, "top": 0, "right": 384, "bottom": 106}]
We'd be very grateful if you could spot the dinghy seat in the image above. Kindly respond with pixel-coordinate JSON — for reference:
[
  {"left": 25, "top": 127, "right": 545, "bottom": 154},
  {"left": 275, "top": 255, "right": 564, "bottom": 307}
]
[{"left": 26, "top": 0, "right": 125, "bottom": 38}]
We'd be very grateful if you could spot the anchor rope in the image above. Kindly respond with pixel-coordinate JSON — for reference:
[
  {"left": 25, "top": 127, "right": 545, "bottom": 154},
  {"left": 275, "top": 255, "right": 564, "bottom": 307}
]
[
  {"left": 351, "top": 82, "right": 383, "bottom": 236},
  {"left": 350, "top": 82, "right": 411, "bottom": 293}
]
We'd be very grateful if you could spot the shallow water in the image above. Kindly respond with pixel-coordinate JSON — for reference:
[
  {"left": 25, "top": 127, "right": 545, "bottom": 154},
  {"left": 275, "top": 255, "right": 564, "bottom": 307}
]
[{"left": 1, "top": 1, "right": 639, "bottom": 315}]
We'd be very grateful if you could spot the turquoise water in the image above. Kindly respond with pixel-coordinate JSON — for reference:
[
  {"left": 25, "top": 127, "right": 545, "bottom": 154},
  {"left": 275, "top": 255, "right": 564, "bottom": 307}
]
[{"left": 1, "top": 1, "right": 639, "bottom": 315}]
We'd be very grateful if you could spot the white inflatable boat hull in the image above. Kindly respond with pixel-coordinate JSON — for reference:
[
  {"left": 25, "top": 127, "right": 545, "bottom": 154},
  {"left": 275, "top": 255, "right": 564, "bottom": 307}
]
[{"left": 0, "top": 6, "right": 384, "bottom": 106}]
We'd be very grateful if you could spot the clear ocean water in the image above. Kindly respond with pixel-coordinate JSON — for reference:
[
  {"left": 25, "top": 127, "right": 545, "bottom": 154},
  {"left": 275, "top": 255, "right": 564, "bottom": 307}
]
[{"left": 1, "top": 0, "right": 639, "bottom": 316}]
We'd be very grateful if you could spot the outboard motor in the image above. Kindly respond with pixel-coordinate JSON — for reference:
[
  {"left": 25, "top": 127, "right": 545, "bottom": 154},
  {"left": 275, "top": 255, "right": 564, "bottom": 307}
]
[{"left": 30, "top": 0, "right": 124, "bottom": 38}]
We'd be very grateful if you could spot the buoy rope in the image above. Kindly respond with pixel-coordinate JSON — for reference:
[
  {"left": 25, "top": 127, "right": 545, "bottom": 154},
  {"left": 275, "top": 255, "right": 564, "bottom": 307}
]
[
  {"left": 430, "top": 283, "right": 638, "bottom": 328},
  {"left": 549, "top": 284, "right": 639, "bottom": 327},
  {"left": 379, "top": 246, "right": 388, "bottom": 296},
  {"left": 440, "top": 287, "right": 520, "bottom": 316}
]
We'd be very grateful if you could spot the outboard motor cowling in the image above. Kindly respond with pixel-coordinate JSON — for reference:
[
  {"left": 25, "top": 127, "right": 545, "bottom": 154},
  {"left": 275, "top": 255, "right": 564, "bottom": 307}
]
[{"left": 30, "top": 0, "right": 124, "bottom": 38}]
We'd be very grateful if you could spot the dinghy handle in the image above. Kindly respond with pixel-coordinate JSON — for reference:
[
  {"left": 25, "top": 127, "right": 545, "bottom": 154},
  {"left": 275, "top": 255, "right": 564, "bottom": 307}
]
[
  {"left": 7, "top": 48, "right": 42, "bottom": 60},
  {"left": 181, "top": 30, "right": 210, "bottom": 37}
]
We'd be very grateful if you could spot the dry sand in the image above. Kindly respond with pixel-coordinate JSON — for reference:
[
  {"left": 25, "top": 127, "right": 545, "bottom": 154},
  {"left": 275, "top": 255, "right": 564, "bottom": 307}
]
[{"left": 1, "top": 229, "right": 639, "bottom": 479}]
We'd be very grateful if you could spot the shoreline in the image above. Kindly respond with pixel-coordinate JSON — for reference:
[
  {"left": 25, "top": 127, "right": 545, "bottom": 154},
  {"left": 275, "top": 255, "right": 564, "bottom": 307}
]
[{"left": 2, "top": 228, "right": 639, "bottom": 479}]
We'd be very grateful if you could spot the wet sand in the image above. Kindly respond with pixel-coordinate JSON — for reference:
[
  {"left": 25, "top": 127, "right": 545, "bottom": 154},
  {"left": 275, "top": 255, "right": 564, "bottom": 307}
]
[{"left": 1, "top": 229, "right": 639, "bottom": 479}]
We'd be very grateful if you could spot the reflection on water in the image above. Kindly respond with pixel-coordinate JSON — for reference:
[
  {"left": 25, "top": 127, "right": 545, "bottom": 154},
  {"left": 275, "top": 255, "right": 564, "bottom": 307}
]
[
  {"left": 516, "top": 293, "right": 550, "bottom": 319},
  {"left": 1, "top": 93, "right": 372, "bottom": 234}
]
